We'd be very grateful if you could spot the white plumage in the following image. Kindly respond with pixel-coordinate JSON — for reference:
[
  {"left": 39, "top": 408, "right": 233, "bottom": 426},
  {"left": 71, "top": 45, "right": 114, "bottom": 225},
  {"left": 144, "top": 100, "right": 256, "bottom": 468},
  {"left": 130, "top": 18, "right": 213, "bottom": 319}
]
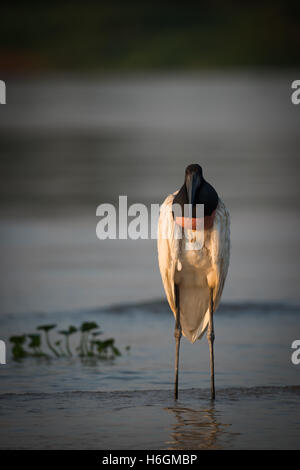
[{"left": 157, "top": 191, "right": 230, "bottom": 343}]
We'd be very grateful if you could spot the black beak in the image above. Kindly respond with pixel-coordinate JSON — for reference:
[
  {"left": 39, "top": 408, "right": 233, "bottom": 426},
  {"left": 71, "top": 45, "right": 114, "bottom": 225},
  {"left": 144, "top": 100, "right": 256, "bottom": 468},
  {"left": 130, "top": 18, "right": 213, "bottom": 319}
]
[{"left": 186, "top": 174, "right": 201, "bottom": 217}]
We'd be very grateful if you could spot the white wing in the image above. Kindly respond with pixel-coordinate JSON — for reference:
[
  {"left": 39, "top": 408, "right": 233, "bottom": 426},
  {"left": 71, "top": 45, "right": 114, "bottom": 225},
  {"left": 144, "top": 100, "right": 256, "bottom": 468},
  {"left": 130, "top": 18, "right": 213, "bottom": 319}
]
[
  {"left": 157, "top": 192, "right": 180, "bottom": 317},
  {"left": 210, "top": 198, "right": 231, "bottom": 312},
  {"left": 188, "top": 198, "right": 230, "bottom": 342},
  {"left": 157, "top": 194, "right": 230, "bottom": 343}
]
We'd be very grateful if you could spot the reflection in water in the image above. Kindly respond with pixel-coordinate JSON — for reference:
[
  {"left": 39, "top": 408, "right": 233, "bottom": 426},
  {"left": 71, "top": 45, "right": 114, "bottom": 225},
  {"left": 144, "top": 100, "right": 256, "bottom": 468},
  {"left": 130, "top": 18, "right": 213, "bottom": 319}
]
[{"left": 165, "top": 404, "right": 236, "bottom": 450}]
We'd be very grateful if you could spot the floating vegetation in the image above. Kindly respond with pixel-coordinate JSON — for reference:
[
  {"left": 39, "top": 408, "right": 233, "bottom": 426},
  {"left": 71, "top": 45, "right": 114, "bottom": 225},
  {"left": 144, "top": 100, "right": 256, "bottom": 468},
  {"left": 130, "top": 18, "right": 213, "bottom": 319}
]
[
  {"left": 37, "top": 324, "right": 59, "bottom": 357},
  {"left": 10, "top": 335, "right": 28, "bottom": 359},
  {"left": 59, "top": 326, "right": 77, "bottom": 357},
  {"left": 9, "top": 321, "right": 122, "bottom": 361}
]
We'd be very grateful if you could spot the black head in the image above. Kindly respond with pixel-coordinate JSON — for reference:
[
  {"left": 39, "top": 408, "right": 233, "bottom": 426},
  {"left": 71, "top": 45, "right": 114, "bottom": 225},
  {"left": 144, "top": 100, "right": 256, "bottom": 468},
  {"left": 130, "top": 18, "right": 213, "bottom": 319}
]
[
  {"left": 184, "top": 164, "right": 203, "bottom": 208},
  {"left": 185, "top": 164, "right": 203, "bottom": 180},
  {"left": 173, "top": 164, "right": 218, "bottom": 217}
]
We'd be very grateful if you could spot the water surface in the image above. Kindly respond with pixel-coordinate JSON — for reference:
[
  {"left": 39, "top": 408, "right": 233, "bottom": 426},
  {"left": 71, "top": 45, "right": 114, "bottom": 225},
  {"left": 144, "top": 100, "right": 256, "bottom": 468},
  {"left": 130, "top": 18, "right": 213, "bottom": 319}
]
[
  {"left": 0, "top": 72, "right": 300, "bottom": 449},
  {"left": 0, "top": 301, "right": 299, "bottom": 449},
  {"left": 0, "top": 72, "right": 300, "bottom": 315}
]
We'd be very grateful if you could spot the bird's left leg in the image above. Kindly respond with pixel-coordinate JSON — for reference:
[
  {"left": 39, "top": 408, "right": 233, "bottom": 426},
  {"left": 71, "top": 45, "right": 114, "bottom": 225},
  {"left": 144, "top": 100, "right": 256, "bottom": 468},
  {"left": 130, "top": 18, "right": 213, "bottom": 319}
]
[
  {"left": 207, "top": 287, "right": 215, "bottom": 400},
  {"left": 174, "top": 284, "right": 182, "bottom": 400}
]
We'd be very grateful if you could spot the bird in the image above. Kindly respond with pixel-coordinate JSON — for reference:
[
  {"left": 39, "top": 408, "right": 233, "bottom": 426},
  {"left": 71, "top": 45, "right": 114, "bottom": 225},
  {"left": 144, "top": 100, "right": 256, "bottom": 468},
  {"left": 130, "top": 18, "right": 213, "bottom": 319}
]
[{"left": 157, "top": 164, "right": 230, "bottom": 400}]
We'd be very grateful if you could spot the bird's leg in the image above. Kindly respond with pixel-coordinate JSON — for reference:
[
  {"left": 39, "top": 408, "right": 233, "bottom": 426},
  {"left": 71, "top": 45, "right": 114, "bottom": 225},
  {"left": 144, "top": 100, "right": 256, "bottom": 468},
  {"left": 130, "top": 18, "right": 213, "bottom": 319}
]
[
  {"left": 174, "top": 284, "right": 182, "bottom": 400},
  {"left": 207, "top": 287, "right": 215, "bottom": 400}
]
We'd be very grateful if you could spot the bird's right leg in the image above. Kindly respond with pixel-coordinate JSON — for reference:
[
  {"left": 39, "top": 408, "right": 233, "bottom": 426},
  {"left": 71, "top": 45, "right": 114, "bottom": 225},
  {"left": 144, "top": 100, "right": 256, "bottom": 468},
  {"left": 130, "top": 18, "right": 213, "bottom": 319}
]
[
  {"left": 174, "top": 284, "right": 182, "bottom": 400},
  {"left": 207, "top": 287, "right": 215, "bottom": 400}
]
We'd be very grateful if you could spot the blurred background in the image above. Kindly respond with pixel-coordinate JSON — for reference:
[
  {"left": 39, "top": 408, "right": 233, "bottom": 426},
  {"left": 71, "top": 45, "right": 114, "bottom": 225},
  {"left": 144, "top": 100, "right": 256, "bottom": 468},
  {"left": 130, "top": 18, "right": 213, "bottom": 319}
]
[
  {"left": 1, "top": 4, "right": 300, "bottom": 450},
  {"left": 0, "top": 1, "right": 300, "bottom": 315}
]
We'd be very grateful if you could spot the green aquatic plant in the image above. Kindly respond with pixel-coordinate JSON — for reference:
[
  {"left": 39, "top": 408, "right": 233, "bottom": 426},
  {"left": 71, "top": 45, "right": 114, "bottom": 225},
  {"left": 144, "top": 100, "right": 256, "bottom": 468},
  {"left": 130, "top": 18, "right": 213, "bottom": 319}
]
[
  {"left": 9, "top": 321, "right": 123, "bottom": 362},
  {"left": 27, "top": 334, "right": 46, "bottom": 357},
  {"left": 37, "top": 324, "right": 59, "bottom": 357},
  {"left": 78, "top": 321, "right": 99, "bottom": 357},
  {"left": 55, "top": 340, "right": 66, "bottom": 357},
  {"left": 89, "top": 330, "right": 102, "bottom": 355},
  {"left": 59, "top": 325, "right": 77, "bottom": 357},
  {"left": 10, "top": 335, "right": 27, "bottom": 359},
  {"left": 93, "top": 338, "right": 121, "bottom": 360}
]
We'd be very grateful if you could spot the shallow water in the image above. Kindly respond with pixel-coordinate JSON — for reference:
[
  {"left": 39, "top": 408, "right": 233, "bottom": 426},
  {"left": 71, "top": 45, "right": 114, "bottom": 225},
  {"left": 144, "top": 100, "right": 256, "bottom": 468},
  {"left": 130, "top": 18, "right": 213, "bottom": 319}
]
[
  {"left": 1, "top": 301, "right": 300, "bottom": 393},
  {"left": 0, "top": 302, "right": 300, "bottom": 449},
  {"left": 0, "top": 72, "right": 300, "bottom": 315},
  {"left": 1, "top": 386, "right": 299, "bottom": 450},
  {"left": 0, "top": 72, "right": 300, "bottom": 448}
]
